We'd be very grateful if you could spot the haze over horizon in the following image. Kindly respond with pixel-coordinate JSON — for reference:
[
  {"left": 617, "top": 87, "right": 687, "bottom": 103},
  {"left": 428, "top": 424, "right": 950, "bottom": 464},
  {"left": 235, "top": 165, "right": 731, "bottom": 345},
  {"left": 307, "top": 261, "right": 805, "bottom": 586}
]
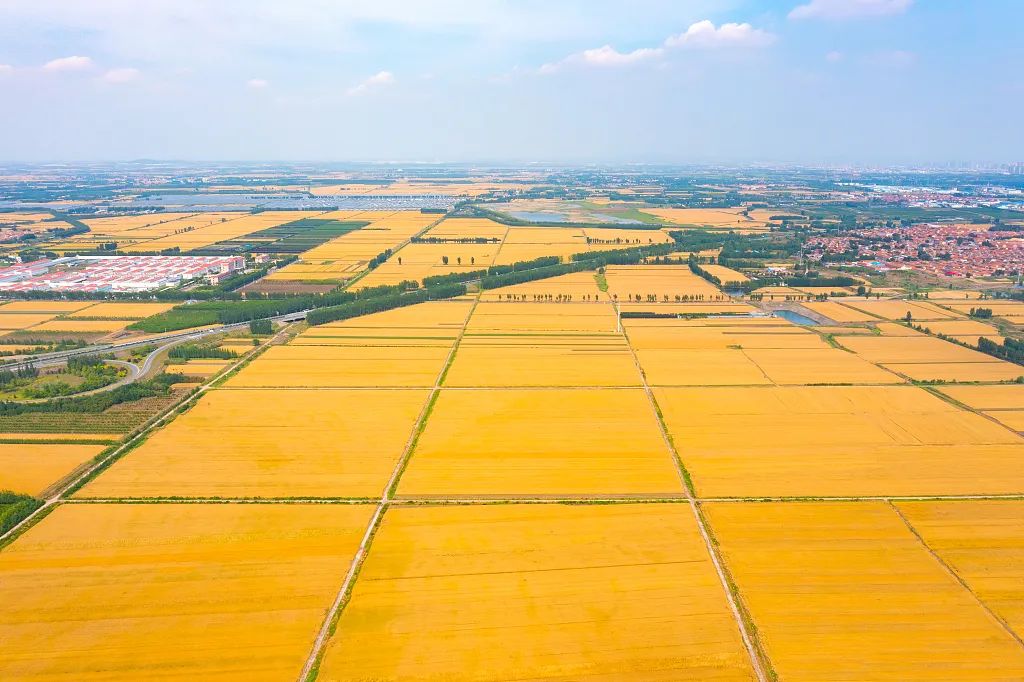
[{"left": 0, "top": 0, "right": 1021, "bottom": 165}]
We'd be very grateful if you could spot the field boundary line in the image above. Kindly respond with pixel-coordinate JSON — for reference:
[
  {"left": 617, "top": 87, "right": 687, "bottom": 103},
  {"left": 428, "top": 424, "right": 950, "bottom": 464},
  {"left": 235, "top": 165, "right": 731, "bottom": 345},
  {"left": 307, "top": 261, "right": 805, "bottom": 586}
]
[
  {"left": 297, "top": 291, "right": 479, "bottom": 682},
  {"left": 0, "top": 320, "right": 297, "bottom": 548},
  {"left": 615, "top": 300, "right": 771, "bottom": 682},
  {"left": 888, "top": 500, "right": 1024, "bottom": 650}
]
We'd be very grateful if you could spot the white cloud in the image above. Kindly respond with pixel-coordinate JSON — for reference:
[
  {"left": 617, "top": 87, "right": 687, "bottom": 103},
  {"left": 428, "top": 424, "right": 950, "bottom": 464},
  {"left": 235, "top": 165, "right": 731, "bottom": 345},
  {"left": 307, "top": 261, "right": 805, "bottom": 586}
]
[
  {"left": 665, "top": 20, "right": 777, "bottom": 49},
  {"left": 825, "top": 50, "right": 843, "bottom": 62},
  {"left": 540, "top": 44, "right": 663, "bottom": 73},
  {"left": 789, "top": 0, "right": 912, "bottom": 20},
  {"left": 347, "top": 70, "right": 395, "bottom": 96},
  {"left": 42, "top": 55, "right": 94, "bottom": 72},
  {"left": 103, "top": 67, "right": 140, "bottom": 83},
  {"left": 541, "top": 19, "right": 775, "bottom": 73},
  {"left": 247, "top": 78, "right": 269, "bottom": 89}
]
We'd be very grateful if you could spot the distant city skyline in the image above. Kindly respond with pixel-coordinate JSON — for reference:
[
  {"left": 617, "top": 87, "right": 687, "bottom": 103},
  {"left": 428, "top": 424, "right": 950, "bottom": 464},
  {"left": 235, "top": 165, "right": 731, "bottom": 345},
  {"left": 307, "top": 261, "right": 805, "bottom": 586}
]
[{"left": 0, "top": 0, "right": 1021, "bottom": 164}]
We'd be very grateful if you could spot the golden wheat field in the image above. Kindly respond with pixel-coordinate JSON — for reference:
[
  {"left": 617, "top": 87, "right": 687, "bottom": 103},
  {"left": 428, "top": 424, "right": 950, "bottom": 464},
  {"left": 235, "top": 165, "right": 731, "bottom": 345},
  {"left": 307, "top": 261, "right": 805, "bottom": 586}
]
[
  {"left": 701, "top": 264, "right": 750, "bottom": 284},
  {"left": 0, "top": 313, "right": 58, "bottom": 330},
  {"left": 605, "top": 265, "right": 727, "bottom": 301},
  {"left": 66, "top": 302, "right": 175, "bottom": 319},
  {"left": 705, "top": 501, "right": 1024, "bottom": 680},
  {"left": 840, "top": 299, "right": 960, "bottom": 321},
  {"left": 466, "top": 301, "right": 618, "bottom": 333},
  {"left": 444, "top": 334, "right": 641, "bottom": 387},
  {"left": 0, "top": 301, "right": 93, "bottom": 313},
  {"left": 798, "top": 300, "right": 880, "bottom": 322},
  {"left": 77, "top": 388, "right": 430, "bottom": 498},
  {"left": 225, "top": 344, "right": 452, "bottom": 388},
  {"left": 656, "top": 385, "right": 1024, "bottom": 497},
  {"left": 0, "top": 503, "right": 374, "bottom": 680},
  {"left": 318, "top": 503, "right": 756, "bottom": 682},
  {"left": 896, "top": 500, "right": 1024, "bottom": 639},
  {"left": 396, "top": 388, "right": 682, "bottom": 497},
  {"left": 0, "top": 443, "right": 103, "bottom": 496}
]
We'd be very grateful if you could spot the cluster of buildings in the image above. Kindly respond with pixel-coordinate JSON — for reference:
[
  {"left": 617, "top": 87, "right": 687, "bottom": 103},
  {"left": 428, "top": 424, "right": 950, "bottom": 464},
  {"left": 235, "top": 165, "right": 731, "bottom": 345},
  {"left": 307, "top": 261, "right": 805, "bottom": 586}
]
[
  {"left": 0, "top": 255, "right": 244, "bottom": 293},
  {"left": 806, "top": 223, "right": 1024, "bottom": 278}
]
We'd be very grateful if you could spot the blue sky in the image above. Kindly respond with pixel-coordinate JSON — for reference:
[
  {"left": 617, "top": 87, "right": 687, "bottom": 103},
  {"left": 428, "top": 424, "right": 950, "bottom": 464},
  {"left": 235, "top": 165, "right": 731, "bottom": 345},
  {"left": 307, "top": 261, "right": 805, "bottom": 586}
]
[{"left": 0, "top": 0, "right": 1020, "bottom": 164}]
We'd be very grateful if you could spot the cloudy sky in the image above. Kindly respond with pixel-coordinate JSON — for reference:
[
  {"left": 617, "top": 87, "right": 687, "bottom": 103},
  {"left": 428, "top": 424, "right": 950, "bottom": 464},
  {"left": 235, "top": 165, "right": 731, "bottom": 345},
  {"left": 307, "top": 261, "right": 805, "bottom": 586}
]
[{"left": 0, "top": 0, "right": 1020, "bottom": 164}]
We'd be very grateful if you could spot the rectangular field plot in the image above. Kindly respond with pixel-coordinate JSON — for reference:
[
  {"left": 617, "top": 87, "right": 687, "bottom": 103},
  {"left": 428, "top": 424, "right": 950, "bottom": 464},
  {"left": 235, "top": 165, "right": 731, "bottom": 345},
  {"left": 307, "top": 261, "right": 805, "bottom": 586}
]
[
  {"left": 656, "top": 385, "right": 1024, "bottom": 497},
  {"left": 224, "top": 343, "right": 451, "bottom": 388},
  {"left": 885, "top": 361, "right": 1024, "bottom": 383},
  {"left": 839, "top": 335, "right": 1004, "bottom": 364},
  {"left": 635, "top": 348, "right": 771, "bottom": 386},
  {"left": 78, "top": 388, "right": 429, "bottom": 498},
  {"left": 397, "top": 388, "right": 683, "bottom": 497},
  {"left": 444, "top": 335, "right": 641, "bottom": 387},
  {"left": 296, "top": 300, "right": 472, "bottom": 341},
  {"left": 705, "top": 502, "right": 1024, "bottom": 680},
  {"left": 318, "top": 504, "right": 756, "bottom": 682},
  {"left": 798, "top": 301, "right": 879, "bottom": 323},
  {"left": 742, "top": 347, "right": 902, "bottom": 384},
  {"left": 605, "top": 265, "right": 727, "bottom": 301},
  {"left": 896, "top": 500, "right": 1024, "bottom": 641},
  {"left": 67, "top": 302, "right": 175, "bottom": 319},
  {"left": 466, "top": 302, "right": 618, "bottom": 333},
  {"left": 0, "top": 443, "right": 104, "bottom": 496},
  {"left": 840, "top": 299, "right": 961, "bottom": 321},
  {"left": 624, "top": 320, "right": 823, "bottom": 350},
  {"left": 0, "top": 503, "right": 373, "bottom": 681}
]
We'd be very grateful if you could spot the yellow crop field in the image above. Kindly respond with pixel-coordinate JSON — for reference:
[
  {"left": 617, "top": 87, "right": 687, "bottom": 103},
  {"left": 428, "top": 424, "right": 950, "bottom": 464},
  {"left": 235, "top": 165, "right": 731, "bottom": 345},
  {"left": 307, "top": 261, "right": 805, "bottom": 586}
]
[
  {"left": 164, "top": 359, "right": 232, "bottom": 376},
  {"left": 268, "top": 211, "right": 437, "bottom": 281},
  {"left": 937, "top": 384, "right": 1024, "bottom": 410},
  {"left": 467, "top": 301, "right": 618, "bottom": 333},
  {"left": 701, "top": 264, "right": 750, "bottom": 283},
  {"left": 0, "top": 503, "right": 374, "bottom": 680},
  {"left": 225, "top": 344, "right": 451, "bottom": 388},
  {"left": 492, "top": 242, "right": 579, "bottom": 265},
  {"left": 67, "top": 302, "right": 174, "bottom": 319},
  {"left": 926, "top": 289, "right": 984, "bottom": 300},
  {"left": 81, "top": 212, "right": 197, "bottom": 235},
  {"left": 501, "top": 226, "right": 588, "bottom": 244},
  {"left": 636, "top": 348, "right": 771, "bottom": 386},
  {"left": 841, "top": 299, "right": 960, "bottom": 321},
  {"left": 444, "top": 335, "right": 641, "bottom": 387},
  {"left": 301, "top": 300, "right": 472, "bottom": 336},
  {"left": 319, "top": 503, "right": 755, "bottom": 681},
  {"left": 423, "top": 217, "right": 508, "bottom": 240},
  {"left": 118, "top": 211, "right": 326, "bottom": 253},
  {"left": 481, "top": 271, "right": 605, "bottom": 301},
  {"left": 397, "top": 388, "right": 682, "bottom": 497},
  {"left": 605, "top": 265, "right": 727, "bottom": 301},
  {"left": 79, "top": 388, "right": 429, "bottom": 498},
  {"left": 945, "top": 301, "right": 1024, "bottom": 319},
  {"left": 705, "top": 501, "right": 1024, "bottom": 680},
  {"left": 886, "top": 361, "right": 1024, "bottom": 382},
  {"left": 839, "top": 334, "right": 1005, "bottom": 364},
  {"left": 656, "top": 385, "right": 1024, "bottom": 497},
  {"left": 0, "top": 313, "right": 56, "bottom": 330},
  {"left": 0, "top": 443, "right": 103, "bottom": 496},
  {"left": 356, "top": 242, "right": 498, "bottom": 288},
  {"left": 916, "top": 319, "right": 1001, "bottom": 336},
  {"left": 624, "top": 320, "right": 823, "bottom": 350},
  {"left": 0, "top": 301, "right": 93, "bottom": 313},
  {"left": 799, "top": 301, "right": 879, "bottom": 322},
  {"left": 897, "top": 500, "right": 1024, "bottom": 639},
  {"left": 31, "top": 319, "right": 129, "bottom": 333},
  {"left": 640, "top": 207, "right": 767, "bottom": 229},
  {"left": 742, "top": 347, "right": 903, "bottom": 384}
]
